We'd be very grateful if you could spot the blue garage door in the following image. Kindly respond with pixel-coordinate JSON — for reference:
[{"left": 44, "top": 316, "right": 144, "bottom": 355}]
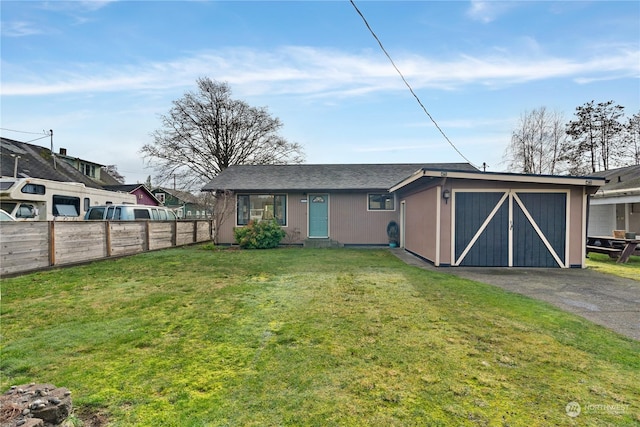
[{"left": 454, "top": 191, "right": 567, "bottom": 267}]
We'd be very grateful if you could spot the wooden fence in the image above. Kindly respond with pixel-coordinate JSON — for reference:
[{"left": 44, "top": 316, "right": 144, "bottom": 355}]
[{"left": 0, "top": 220, "right": 213, "bottom": 276}]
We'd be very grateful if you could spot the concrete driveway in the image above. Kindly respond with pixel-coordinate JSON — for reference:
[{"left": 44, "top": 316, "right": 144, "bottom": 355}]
[{"left": 392, "top": 249, "right": 640, "bottom": 341}]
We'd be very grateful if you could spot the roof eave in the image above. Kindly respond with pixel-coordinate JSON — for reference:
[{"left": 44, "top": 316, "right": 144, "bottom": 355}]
[{"left": 389, "top": 169, "right": 607, "bottom": 192}]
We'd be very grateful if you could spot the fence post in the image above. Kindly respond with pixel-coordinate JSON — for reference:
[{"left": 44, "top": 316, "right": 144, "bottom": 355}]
[
  {"left": 145, "top": 221, "right": 151, "bottom": 251},
  {"left": 49, "top": 221, "right": 55, "bottom": 266},
  {"left": 172, "top": 220, "right": 177, "bottom": 247},
  {"left": 105, "top": 221, "right": 112, "bottom": 257}
]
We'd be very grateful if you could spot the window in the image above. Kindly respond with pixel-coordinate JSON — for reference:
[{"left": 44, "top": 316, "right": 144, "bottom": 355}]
[
  {"left": 84, "top": 198, "right": 90, "bottom": 212},
  {"left": 106, "top": 206, "right": 120, "bottom": 220},
  {"left": 237, "top": 194, "right": 286, "bottom": 226},
  {"left": 368, "top": 193, "right": 394, "bottom": 211},
  {"left": 0, "top": 182, "right": 15, "bottom": 191},
  {"left": 81, "top": 163, "right": 96, "bottom": 177},
  {"left": 155, "top": 193, "right": 166, "bottom": 204},
  {"left": 134, "top": 209, "right": 151, "bottom": 219},
  {"left": 87, "top": 207, "right": 105, "bottom": 220},
  {"left": 53, "top": 195, "right": 80, "bottom": 217},
  {"left": 21, "top": 183, "right": 46, "bottom": 195},
  {"left": 16, "top": 204, "right": 37, "bottom": 218}
]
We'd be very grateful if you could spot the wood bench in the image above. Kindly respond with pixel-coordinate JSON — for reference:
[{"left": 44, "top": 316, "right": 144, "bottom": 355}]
[{"left": 586, "top": 245, "right": 622, "bottom": 258}]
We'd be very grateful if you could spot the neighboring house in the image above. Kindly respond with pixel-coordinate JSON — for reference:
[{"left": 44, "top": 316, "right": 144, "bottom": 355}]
[
  {"left": 0, "top": 138, "right": 136, "bottom": 220},
  {"left": 1, "top": 137, "right": 111, "bottom": 189},
  {"left": 151, "top": 187, "right": 210, "bottom": 219},
  {"left": 103, "top": 184, "right": 161, "bottom": 206},
  {"left": 56, "top": 147, "right": 123, "bottom": 186},
  {"left": 203, "top": 163, "right": 605, "bottom": 268},
  {"left": 588, "top": 165, "right": 640, "bottom": 236}
]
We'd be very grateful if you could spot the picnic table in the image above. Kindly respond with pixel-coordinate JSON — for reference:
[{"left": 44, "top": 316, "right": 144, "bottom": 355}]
[{"left": 587, "top": 235, "right": 639, "bottom": 263}]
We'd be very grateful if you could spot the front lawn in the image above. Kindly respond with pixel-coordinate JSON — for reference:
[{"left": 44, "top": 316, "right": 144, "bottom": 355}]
[
  {"left": 586, "top": 252, "right": 640, "bottom": 281},
  {"left": 1, "top": 247, "right": 639, "bottom": 426}
]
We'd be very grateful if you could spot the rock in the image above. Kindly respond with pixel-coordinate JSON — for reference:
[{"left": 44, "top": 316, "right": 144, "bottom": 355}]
[{"left": 1, "top": 383, "right": 72, "bottom": 427}]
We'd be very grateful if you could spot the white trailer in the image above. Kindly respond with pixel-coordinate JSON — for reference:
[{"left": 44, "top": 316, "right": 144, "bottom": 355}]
[{"left": 0, "top": 177, "right": 137, "bottom": 221}]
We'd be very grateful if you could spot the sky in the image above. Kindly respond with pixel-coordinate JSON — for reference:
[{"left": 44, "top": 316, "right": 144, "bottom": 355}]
[{"left": 1, "top": 0, "right": 639, "bottom": 186}]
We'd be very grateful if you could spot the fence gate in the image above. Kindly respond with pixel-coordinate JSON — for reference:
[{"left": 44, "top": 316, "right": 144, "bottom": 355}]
[{"left": 453, "top": 190, "right": 568, "bottom": 267}]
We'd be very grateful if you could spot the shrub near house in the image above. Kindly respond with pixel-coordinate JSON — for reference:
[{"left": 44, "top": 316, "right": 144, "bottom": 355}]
[{"left": 234, "top": 220, "right": 286, "bottom": 249}]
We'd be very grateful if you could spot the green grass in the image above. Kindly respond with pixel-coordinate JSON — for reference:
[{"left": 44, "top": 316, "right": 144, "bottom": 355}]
[
  {"left": 1, "top": 247, "right": 639, "bottom": 426},
  {"left": 586, "top": 252, "right": 640, "bottom": 281}
]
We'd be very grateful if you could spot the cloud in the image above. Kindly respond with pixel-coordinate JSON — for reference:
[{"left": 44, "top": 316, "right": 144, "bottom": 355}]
[
  {"left": 466, "top": 0, "right": 515, "bottom": 23},
  {"left": 1, "top": 21, "right": 43, "bottom": 37},
  {"left": 2, "top": 45, "right": 638, "bottom": 98}
]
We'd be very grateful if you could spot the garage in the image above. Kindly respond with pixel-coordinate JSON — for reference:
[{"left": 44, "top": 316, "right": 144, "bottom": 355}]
[
  {"left": 391, "top": 168, "right": 605, "bottom": 269},
  {"left": 453, "top": 190, "right": 568, "bottom": 267}
]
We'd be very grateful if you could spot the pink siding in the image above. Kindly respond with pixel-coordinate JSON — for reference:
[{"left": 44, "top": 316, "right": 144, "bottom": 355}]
[
  {"left": 403, "top": 188, "right": 439, "bottom": 263},
  {"left": 330, "top": 193, "right": 398, "bottom": 245},
  {"left": 285, "top": 192, "right": 308, "bottom": 243}
]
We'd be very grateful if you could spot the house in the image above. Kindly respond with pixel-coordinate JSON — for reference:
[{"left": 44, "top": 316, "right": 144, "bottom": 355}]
[
  {"left": 1, "top": 137, "right": 110, "bottom": 189},
  {"left": 103, "top": 184, "right": 162, "bottom": 206},
  {"left": 203, "top": 163, "right": 605, "bottom": 268},
  {"left": 202, "top": 163, "right": 470, "bottom": 246},
  {"left": 150, "top": 187, "right": 211, "bottom": 219},
  {"left": 56, "top": 147, "right": 122, "bottom": 187},
  {"left": 587, "top": 165, "right": 640, "bottom": 237}
]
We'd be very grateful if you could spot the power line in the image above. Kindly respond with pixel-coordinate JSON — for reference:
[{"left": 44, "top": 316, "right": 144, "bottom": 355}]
[
  {"left": 349, "top": 0, "right": 477, "bottom": 167},
  {"left": 24, "top": 135, "right": 51, "bottom": 144},
  {"left": 0, "top": 127, "right": 48, "bottom": 135}
]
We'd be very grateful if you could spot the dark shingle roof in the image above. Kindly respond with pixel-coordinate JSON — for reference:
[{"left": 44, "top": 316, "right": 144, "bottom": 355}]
[
  {"left": 1, "top": 137, "right": 104, "bottom": 188},
  {"left": 589, "top": 165, "right": 640, "bottom": 192},
  {"left": 202, "top": 163, "right": 478, "bottom": 192},
  {"left": 103, "top": 184, "right": 147, "bottom": 193},
  {"left": 152, "top": 187, "right": 200, "bottom": 204}
]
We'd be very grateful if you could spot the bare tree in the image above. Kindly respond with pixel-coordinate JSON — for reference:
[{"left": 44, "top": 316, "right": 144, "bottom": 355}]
[
  {"left": 102, "top": 165, "right": 126, "bottom": 184},
  {"left": 620, "top": 112, "right": 640, "bottom": 166},
  {"left": 564, "top": 100, "right": 624, "bottom": 173},
  {"left": 503, "top": 107, "right": 567, "bottom": 174},
  {"left": 141, "top": 78, "right": 305, "bottom": 190}
]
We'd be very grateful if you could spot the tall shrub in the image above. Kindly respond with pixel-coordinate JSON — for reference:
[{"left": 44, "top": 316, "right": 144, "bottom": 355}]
[{"left": 234, "top": 220, "right": 286, "bottom": 249}]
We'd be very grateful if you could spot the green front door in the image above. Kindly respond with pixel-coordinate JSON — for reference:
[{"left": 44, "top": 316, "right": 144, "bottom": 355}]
[{"left": 308, "top": 194, "right": 328, "bottom": 238}]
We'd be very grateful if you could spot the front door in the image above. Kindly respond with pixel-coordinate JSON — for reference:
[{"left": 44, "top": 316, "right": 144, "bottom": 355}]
[{"left": 308, "top": 194, "right": 329, "bottom": 238}]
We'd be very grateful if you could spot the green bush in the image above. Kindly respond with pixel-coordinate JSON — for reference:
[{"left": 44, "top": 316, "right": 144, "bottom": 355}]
[{"left": 234, "top": 220, "right": 286, "bottom": 249}]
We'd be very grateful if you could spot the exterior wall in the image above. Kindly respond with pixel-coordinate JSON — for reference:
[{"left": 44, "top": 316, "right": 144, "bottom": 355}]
[
  {"left": 402, "top": 187, "right": 439, "bottom": 263},
  {"left": 216, "top": 192, "right": 308, "bottom": 245},
  {"left": 589, "top": 201, "right": 640, "bottom": 237},
  {"left": 568, "top": 187, "right": 587, "bottom": 267},
  {"left": 132, "top": 188, "right": 160, "bottom": 206},
  {"left": 630, "top": 203, "right": 640, "bottom": 235},
  {"left": 588, "top": 204, "right": 616, "bottom": 236},
  {"left": 216, "top": 191, "right": 399, "bottom": 245},
  {"left": 286, "top": 192, "right": 309, "bottom": 243},
  {"left": 329, "top": 192, "right": 398, "bottom": 245}
]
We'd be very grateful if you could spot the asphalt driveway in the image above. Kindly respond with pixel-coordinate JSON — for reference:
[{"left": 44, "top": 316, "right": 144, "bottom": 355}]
[{"left": 391, "top": 249, "right": 640, "bottom": 341}]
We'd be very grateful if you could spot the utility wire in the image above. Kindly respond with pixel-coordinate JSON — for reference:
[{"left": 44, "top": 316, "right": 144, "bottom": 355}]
[
  {"left": 0, "top": 127, "right": 48, "bottom": 135},
  {"left": 349, "top": 0, "right": 476, "bottom": 167},
  {"left": 24, "top": 135, "right": 51, "bottom": 144}
]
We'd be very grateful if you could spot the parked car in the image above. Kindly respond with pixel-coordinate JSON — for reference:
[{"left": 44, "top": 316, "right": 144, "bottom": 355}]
[
  {"left": 0, "top": 208, "right": 17, "bottom": 221},
  {"left": 84, "top": 204, "right": 178, "bottom": 221}
]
